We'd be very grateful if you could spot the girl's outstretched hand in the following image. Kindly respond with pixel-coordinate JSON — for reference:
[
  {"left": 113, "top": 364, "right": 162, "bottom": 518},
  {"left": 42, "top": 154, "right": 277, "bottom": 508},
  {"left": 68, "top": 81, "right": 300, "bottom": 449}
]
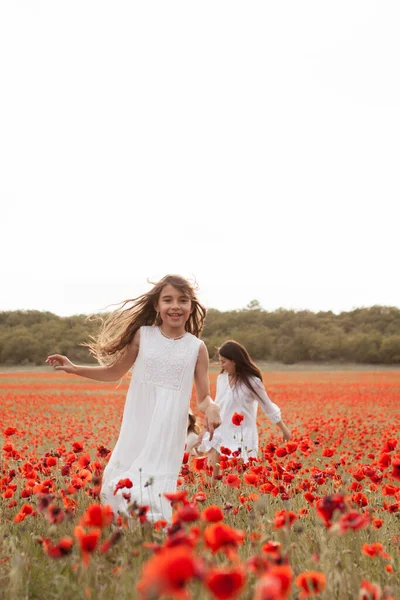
[{"left": 46, "top": 354, "right": 77, "bottom": 374}]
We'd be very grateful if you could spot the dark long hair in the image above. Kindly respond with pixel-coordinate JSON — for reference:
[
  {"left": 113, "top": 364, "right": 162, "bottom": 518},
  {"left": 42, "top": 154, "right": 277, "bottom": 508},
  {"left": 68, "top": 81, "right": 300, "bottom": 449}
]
[
  {"left": 219, "top": 340, "right": 263, "bottom": 400},
  {"left": 86, "top": 275, "right": 206, "bottom": 366}
]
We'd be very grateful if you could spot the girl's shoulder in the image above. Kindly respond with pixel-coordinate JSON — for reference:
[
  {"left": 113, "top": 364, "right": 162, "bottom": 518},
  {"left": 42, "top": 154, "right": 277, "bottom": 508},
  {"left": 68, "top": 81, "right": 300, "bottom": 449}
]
[
  {"left": 238, "top": 375, "right": 263, "bottom": 396},
  {"left": 140, "top": 325, "right": 154, "bottom": 332},
  {"left": 249, "top": 375, "right": 264, "bottom": 388},
  {"left": 216, "top": 372, "right": 229, "bottom": 391},
  {"left": 189, "top": 335, "right": 204, "bottom": 356},
  {"left": 135, "top": 325, "right": 152, "bottom": 343},
  {"left": 189, "top": 332, "right": 203, "bottom": 343}
]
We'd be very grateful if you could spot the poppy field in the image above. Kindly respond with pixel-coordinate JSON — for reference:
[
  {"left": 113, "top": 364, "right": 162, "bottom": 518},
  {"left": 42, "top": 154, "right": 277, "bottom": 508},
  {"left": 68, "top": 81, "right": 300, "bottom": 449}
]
[{"left": 0, "top": 370, "right": 399, "bottom": 600}]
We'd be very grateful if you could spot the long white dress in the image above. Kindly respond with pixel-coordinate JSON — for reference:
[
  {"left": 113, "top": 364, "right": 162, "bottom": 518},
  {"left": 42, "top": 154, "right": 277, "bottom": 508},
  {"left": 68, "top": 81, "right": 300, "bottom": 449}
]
[
  {"left": 199, "top": 372, "right": 281, "bottom": 461},
  {"left": 101, "top": 325, "right": 202, "bottom": 522}
]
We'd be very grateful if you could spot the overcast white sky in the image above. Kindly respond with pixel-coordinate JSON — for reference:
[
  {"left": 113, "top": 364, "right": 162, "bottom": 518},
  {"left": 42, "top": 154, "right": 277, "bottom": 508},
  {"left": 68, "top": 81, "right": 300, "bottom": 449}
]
[{"left": 1, "top": 1, "right": 399, "bottom": 316}]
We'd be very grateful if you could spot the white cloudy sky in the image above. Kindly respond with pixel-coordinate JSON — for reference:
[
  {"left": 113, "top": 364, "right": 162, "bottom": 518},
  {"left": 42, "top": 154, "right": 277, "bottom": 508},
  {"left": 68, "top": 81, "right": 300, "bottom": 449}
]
[{"left": 1, "top": 1, "right": 399, "bottom": 316}]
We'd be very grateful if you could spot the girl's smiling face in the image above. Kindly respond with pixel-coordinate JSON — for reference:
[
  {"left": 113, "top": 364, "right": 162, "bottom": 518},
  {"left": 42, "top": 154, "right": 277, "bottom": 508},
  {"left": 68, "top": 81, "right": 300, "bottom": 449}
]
[
  {"left": 219, "top": 354, "right": 236, "bottom": 375},
  {"left": 155, "top": 284, "right": 192, "bottom": 331}
]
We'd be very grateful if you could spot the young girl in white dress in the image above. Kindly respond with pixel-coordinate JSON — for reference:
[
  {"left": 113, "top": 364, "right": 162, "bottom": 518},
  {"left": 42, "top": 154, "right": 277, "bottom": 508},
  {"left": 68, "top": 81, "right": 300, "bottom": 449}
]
[
  {"left": 199, "top": 340, "right": 290, "bottom": 474},
  {"left": 46, "top": 275, "right": 221, "bottom": 523},
  {"left": 185, "top": 412, "right": 203, "bottom": 456}
]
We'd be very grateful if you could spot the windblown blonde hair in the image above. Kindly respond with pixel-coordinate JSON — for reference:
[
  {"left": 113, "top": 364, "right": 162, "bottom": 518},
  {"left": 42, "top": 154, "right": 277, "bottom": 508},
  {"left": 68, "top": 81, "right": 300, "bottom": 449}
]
[
  {"left": 86, "top": 274, "right": 206, "bottom": 366},
  {"left": 187, "top": 413, "right": 200, "bottom": 435}
]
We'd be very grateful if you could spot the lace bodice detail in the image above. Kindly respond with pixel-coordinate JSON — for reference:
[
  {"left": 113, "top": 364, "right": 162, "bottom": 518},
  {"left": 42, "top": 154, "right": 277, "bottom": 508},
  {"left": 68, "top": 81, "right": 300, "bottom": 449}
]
[{"left": 142, "top": 327, "right": 200, "bottom": 390}]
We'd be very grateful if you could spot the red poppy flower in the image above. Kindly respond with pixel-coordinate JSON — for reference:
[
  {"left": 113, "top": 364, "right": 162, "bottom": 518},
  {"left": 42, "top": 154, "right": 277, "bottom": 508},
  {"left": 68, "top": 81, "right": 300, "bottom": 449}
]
[
  {"left": 13, "top": 503, "right": 35, "bottom": 523},
  {"left": 205, "top": 566, "right": 245, "bottom": 600},
  {"left": 201, "top": 505, "right": 224, "bottom": 523},
  {"left": 113, "top": 478, "right": 133, "bottom": 495},
  {"left": 378, "top": 453, "right": 391, "bottom": 468},
  {"left": 244, "top": 473, "right": 259, "bottom": 486},
  {"left": 382, "top": 484, "right": 398, "bottom": 496},
  {"left": 192, "top": 492, "right": 207, "bottom": 503},
  {"left": 352, "top": 492, "right": 368, "bottom": 507},
  {"left": 136, "top": 547, "right": 199, "bottom": 600},
  {"left": 273, "top": 509, "right": 298, "bottom": 529},
  {"left": 371, "top": 518, "right": 384, "bottom": 529},
  {"left": 231, "top": 413, "right": 244, "bottom": 426},
  {"left": 82, "top": 503, "right": 114, "bottom": 528},
  {"left": 349, "top": 482, "right": 363, "bottom": 492},
  {"left": 224, "top": 474, "right": 241, "bottom": 488},
  {"left": 385, "top": 564, "right": 393, "bottom": 573},
  {"left": 40, "top": 536, "right": 74, "bottom": 559},
  {"left": 193, "top": 456, "right": 208, "bottom": 471},
  {"left": 254, "top": 565, "right": 293, "bottom": 600},
  {"left": 78, "top": 452, "right": 91, "bottom": 469},
  {"left": 259, "top": 482, "right": 276, "bottom": 494},
  {"left": 384, "top": 501, "right": 399, "bottom": 513},
  {"left": 164, "top": 490, "right": 188, "bottom": 503},
  {"left": 96, "top": 445, "right": 111, "bottom": 458},
  {"left": 176, "top": 503, "right": 200, "bottom": 523},
  {"left": 3, "top": 427, "right": 18, "bottom": 437},
  {"left": 154, "top": 519, "right": 168, "bottom": 531},
  {"left": 315, "top": 494, "right": 346, "bottom": 526},
  {"left": 382, "top": 438, "right": 397, "bottom": 452},
  {"left": 352, "top": 468, "right": 365, "bottom": 482},
  {"left": 204, "top": 523, "right": 245, "bottom": 554},
  {"left": 359, "top": 580, "right": 381, "bottom": 600},
  {"left": 322, "top": 448, "right": 335, "bottom": 457},
  {"left": 276, "top": 447, "right": 288, "bottom": 458},
  {"left": 286, "top": 442, "right": 298, "bottom": 454},
  {"left": 265, "top": 443, "right": 277, "bottom": 455},
  {"left": 337, "top": 510, "right": 369, "bottom": 534},
  {"left": 304, "top": 492, "right": 315, "bottom": 505},
  {"left": 45, "top": 504, "right": 65, "bottom": 525},
  {"left": 391, "top": 455, "right": 400, "bottom": 481},
  {"left": 361, "top": 543, "right": 390, "bottom": 559},
  {"left": 282, "top": 472, "right": 295, "bottom": 484},
  {"left": 295, "top": 571, "right": 326, "bottom": 597},
  {"left": 261, "top": 541, "right": 282, "bottom": 556},
  {"left": 74, "top": 526, "right": 101, "bottom": 566}
]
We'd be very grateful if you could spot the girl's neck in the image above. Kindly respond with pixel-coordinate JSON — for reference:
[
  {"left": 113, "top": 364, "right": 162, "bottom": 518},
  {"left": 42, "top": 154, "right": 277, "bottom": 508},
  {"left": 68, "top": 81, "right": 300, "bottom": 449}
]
[
  {"left": 228, "top": 372, "right": 237, "bottom": 385},
  {"left": 159, "top": 324, "right": 187, "bottom": 340}
]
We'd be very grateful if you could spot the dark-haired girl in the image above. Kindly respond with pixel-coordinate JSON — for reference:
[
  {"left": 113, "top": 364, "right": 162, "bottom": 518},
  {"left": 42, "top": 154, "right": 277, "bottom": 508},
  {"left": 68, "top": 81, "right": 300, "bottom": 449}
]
[{"left": 199, "top": 340, "right": 290, "bottom": 471}]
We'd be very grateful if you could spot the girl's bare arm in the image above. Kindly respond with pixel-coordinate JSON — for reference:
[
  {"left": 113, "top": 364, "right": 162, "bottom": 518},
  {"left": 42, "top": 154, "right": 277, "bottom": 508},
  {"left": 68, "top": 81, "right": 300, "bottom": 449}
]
[
  {"left": 276, "top": 419, "right": 291, "bottom": 441},
  {"left": 194, "top": 343, "right": 221, "bottom": 440},
  {"left": 46, "top": 330, "right": 140, "bottom": 382}
]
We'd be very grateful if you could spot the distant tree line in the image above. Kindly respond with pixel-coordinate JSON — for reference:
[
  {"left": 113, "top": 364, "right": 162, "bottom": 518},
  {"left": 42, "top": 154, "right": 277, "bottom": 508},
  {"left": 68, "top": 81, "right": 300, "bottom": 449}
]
[{"left": 1, "top": 304, "right": 400, "bottom": 366}]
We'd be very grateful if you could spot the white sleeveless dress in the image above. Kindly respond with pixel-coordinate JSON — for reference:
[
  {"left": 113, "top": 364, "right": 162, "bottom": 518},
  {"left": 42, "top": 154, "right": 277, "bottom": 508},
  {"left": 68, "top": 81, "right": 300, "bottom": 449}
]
[{"left": 101, "top": 325, "right": 202, "bottom": 522}]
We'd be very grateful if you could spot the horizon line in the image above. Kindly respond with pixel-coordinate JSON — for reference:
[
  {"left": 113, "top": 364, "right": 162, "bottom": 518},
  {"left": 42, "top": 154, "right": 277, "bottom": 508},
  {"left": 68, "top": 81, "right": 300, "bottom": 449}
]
[{"left": 1, "top": 304, "right": 399, "bottom": 318}]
